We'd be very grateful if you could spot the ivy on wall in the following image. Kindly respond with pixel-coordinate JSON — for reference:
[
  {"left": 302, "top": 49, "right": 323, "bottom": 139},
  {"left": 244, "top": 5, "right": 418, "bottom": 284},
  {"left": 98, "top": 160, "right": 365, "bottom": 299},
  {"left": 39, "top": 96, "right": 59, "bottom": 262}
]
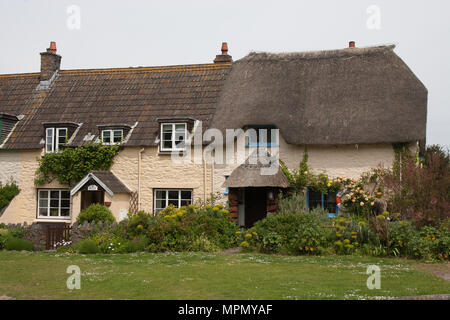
[
  {"left": 34, "top": 143, "right": 121, "bottom": 187},
  {"left": 280, "top": 149, "right": 341, "bottom": 194}
]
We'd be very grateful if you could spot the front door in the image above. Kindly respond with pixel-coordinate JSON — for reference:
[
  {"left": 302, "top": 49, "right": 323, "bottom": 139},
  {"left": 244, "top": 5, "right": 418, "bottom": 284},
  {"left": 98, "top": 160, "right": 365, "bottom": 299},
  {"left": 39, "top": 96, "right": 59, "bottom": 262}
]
[
  {"left": 244, "top": 187, "right": 267, "bottom": 227},
  {"left": 81, "top": 190, "right": 104, "bottom": 210}
]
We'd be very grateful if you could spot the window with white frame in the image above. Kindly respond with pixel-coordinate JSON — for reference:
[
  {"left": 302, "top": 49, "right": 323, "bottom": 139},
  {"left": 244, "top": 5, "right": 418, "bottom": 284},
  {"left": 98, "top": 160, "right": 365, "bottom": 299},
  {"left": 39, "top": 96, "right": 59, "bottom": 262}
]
[
  {"left": 38, "top": 189, "right": 70, "bottom": 218},
  {"left": 154, "top": 189, "right": 192, "bottom": 213},
  {"left": 160, "top": 123, "right": 187, "bottom": 151},
  {"left": 101, "top": 129, "right": 123, "bottom": 145},
  {"left": 45, "top": 127, "right": 67, "bottom": 153}
]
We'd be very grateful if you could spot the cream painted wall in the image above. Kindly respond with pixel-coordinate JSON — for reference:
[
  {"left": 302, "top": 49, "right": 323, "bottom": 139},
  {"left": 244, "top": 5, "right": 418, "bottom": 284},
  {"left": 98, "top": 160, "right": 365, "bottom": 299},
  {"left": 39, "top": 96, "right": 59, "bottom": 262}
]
[
  {"left": 0, "top": 149, "right": 69, "bottom": 224},
  {"left": 0, "top": 137, "right": 413, "bottom": 224},
  {"left": 110, "top": 147, "right": 211, "bottom": 215}
]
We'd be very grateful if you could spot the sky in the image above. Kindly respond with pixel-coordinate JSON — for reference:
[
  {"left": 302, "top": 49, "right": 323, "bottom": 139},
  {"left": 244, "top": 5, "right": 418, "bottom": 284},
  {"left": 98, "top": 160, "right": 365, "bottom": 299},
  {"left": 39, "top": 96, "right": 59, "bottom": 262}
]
[{"left": 0, "top": 0, "right": 449, "bottom": 148}]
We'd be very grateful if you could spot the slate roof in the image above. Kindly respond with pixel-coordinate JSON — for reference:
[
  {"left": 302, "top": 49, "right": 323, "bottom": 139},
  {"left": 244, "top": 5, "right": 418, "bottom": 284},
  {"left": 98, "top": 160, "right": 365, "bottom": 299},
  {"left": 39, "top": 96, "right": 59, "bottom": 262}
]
[
  {"left": 88, "top": 170, "right": 131, "bottom": 193},
  {"left": 0, "top": 63, "right": 231, "bottom": 149}
]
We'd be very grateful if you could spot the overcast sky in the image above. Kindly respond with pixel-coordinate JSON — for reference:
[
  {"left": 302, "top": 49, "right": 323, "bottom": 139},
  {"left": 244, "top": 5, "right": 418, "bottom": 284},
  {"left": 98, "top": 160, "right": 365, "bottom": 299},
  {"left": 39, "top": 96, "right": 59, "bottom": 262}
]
[{"left": 0, "top": 0, "right": 448, "bottom": 148}]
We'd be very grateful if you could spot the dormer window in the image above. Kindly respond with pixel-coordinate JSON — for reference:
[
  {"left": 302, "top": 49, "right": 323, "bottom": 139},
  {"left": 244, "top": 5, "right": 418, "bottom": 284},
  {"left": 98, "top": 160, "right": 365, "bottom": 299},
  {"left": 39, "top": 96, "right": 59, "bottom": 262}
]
[
  {"left": 101, "top": 129, "right": 123, "bottom": 145},
  {"left": 247, "top": 125, "right": 278, "bottom": 147},
  {"left": 45, "top": 127, "right": 67, "bottom": 153},
  {"left": 160, "top": 123, "right": 187, "bottom": 151}
]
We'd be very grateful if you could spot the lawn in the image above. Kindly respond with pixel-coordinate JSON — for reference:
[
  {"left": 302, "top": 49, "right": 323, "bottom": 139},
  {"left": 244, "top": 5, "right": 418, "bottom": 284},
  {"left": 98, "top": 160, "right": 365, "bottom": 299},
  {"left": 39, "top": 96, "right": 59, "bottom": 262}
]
[{"left": 0, "top": 251, "right": 448, "bottom": 300}]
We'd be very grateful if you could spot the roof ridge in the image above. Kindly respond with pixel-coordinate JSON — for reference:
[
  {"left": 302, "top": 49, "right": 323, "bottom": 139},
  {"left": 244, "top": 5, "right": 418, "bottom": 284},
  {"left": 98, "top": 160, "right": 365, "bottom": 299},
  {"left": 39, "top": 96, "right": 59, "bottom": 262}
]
[
  {"left": 59, "top": 63, "right": 232, "bottom": 75},
  {"left": 0, "top": 63, "right": 232, "bottom": 78},
  {"left": 241, "top": 44, "right": 396, "bottom": 62}
]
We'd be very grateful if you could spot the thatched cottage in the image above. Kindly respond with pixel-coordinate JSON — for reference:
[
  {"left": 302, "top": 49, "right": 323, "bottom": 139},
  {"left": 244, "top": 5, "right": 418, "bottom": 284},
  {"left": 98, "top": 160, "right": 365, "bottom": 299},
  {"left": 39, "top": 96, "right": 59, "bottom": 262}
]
[{"left": 0, "top": 41, "right": 427, "bottom": 227}]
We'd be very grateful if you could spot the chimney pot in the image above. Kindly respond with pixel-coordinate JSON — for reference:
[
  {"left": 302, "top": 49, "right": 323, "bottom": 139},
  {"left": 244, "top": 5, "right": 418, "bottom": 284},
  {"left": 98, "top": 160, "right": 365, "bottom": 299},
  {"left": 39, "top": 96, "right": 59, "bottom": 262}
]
[
  {"left": 214, "top": 42, "right": 233, "bottom": 64},
  {"left": 47, "top": 41, "right": 57, "bottom": 54},
  {"left": 349, "top": 41, "right": 356, "bottom": 48},
  {"left": 221, "top": 42, "right": 228, "bottom": 55}
]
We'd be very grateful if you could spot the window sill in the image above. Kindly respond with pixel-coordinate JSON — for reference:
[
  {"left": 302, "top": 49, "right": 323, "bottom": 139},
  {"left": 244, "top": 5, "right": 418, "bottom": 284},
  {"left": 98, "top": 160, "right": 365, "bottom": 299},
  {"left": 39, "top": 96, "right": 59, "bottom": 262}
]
[
  {"left": 35, "top": 217, "right": 71, "bottom": 222},
  {"left": 245, "top": 143, "right": 279, "bottom": 148},
  {"left": 158, "top": 150, "right": 187, "bottom": 156}
]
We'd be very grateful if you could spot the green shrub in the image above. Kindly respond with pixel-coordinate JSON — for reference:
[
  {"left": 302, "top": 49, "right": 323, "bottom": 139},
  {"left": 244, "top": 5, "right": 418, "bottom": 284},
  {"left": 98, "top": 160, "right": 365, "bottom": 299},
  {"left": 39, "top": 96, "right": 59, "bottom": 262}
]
[
  {"left": 5, "top": 237, "right": 34, "bottom": 251},
  {"left": 250, "top": 213, "right": 328, "bottom": 254},
  {"left": 0, "top": 180, "right": 20, "bottom": 212},
  {"left": 277, "top": 192, "right": 306, "bottom": 215},
  {"left": 77, "top": 204, "right": 115, "bottom": 225},
  {"left": 78, "top": 239, "right": 100, "bottom": 254}
]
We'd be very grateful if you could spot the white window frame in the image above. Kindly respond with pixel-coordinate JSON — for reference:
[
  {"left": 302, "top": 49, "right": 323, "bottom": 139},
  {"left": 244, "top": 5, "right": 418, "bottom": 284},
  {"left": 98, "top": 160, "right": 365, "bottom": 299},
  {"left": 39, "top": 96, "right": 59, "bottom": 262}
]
[
  {"left": 37, "top": 189, "right": 71, "bottom": 219},
  {"left": 45, "top": 128, "right": 54, "bottom": 153},
  {"left": 153, "top": 189, "right": 193, "bottom": 214},
  {"left": 45, "top": 127, "right": 68, "bottom": 153},
  {"left": 101, "top": 129, "right": 123, "bottom": 145},
  {"left": 160, "top": 123, "right": 187, "bottom": 151},
  {"left": 56, "top": 128, "right": 67, "bottom": 152}
]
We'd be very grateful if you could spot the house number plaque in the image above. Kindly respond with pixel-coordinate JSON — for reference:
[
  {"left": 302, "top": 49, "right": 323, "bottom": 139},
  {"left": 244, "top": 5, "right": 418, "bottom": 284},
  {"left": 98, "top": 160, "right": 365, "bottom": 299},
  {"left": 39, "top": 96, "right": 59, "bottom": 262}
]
[{"left": 87, "top": 185, "right": 98, "bottom": 191}]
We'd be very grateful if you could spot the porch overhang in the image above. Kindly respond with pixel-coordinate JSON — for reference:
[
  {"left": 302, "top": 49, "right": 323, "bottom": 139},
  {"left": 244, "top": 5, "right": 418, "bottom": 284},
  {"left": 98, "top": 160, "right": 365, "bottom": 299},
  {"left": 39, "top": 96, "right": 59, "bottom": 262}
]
[
  {"left": 70, "top": 171, "right": 131, "bottom": 196},
  {"left": 223, "top": 152, "right": 290, "bottom": 188}
]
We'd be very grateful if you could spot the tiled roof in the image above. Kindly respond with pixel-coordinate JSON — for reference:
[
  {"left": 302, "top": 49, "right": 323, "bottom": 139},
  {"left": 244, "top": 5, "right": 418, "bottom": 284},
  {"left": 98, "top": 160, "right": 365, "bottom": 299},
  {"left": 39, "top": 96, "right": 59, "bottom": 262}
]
[{"left": 0, "top": 63, "right": 231, "bottom": 149}]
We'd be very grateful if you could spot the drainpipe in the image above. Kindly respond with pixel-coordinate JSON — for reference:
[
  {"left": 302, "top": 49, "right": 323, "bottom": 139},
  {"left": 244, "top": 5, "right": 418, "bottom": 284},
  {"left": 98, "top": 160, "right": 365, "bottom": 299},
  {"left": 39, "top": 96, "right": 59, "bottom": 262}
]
[
  {"left": 203, "top": 160, "right": 207, "bottom": 202},
  {"left": 138, "top": 148, "right": 145, "bottom": 211}
]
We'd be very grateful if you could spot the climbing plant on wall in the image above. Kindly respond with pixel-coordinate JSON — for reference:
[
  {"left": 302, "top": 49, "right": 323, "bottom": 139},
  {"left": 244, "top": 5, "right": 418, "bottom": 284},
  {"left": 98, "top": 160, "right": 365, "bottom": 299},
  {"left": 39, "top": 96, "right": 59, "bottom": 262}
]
[{"left": 34, "top": 143, "right": 120, "bottom": 187}]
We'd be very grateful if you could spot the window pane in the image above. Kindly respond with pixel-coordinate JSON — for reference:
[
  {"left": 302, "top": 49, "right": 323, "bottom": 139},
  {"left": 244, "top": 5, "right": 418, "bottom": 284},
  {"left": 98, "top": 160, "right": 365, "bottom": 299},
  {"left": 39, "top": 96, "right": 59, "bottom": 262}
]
[
  {"left": 168, "top": 199, "right": 178, "bottom": 207},
  {"left": 39, "top": 199, "right": 48, "bottom": 208},
  {"left": 39, "top": 208, "right": 48, "bottom": 216},
  {"left": 113, "top": 130, "right": 122, "bottom": 143},
  {"left": 50, "top": 191, "right": 59, "bottom": 199},
  {"left": 50, "top": 199, "right": 59, "bottom": 207},
  {"left": 155, "top": 190, "right": 166, "bottom": 200},
  {"left": 181, "top": 191, "right": 191, "bottom": 200},
  {"left": 175, "top": 123, "right": 185, "bottom": 130},
  {"left": 49, "top": 208, "right": 59, "bottom": 216},
  {"left": 60, "top": 208, "right": 70, "bottom": 216},
  {"left": 309, "top": 189, "right": 322, "bottom": 210},
  {"left": 168, "top": 190, "right": 179, "bottom": 200},
  {"left": 180, "top": 200, "right": 191, "bottom": 207},
  {"left": 39, "top": 190, "right": 49, "bottom": 199},
  {"left": 162, "top": 124, "right": 173, "bottom": 133},
  {"left": 155, "top": 200, "right": 166, "bottom": 210},
  {"left": 162, "top": 139, "right": 172, "bottom": 149},
  {"left": 102, "top": 130, "right": 111, "bottom": 143},
  {"left": 324, "top": 192, "right": 337, "bottom": 213},
  {"left": 61, "top": 199, "right": 70, "bottom": 208},
  {"left": 61, "top": 191, "right": 70, "bottom": 199}
]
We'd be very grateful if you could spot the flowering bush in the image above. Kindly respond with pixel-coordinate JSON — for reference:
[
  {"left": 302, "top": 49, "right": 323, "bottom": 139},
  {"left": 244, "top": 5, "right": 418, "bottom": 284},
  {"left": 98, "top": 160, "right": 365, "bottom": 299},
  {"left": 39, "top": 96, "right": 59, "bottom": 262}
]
[
  {"left": 380, "top": 145, "right": 450, "bottom": 228},
  {"left": 77, "top": 204, "right": 115, "bottom": 225}
]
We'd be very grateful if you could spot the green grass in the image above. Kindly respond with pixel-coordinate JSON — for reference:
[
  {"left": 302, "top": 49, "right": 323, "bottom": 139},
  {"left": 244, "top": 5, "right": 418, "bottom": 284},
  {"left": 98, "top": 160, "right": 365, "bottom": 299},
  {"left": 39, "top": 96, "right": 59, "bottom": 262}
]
[{"left": 0, "top": 251, "right": 448, "bottom": 300}]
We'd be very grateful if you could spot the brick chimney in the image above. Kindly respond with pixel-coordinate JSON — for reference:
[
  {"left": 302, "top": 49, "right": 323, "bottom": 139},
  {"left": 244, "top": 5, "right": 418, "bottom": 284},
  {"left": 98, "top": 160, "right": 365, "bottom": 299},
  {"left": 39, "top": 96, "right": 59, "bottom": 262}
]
[
  {"left": 349, "top": 41, "right": 356, "bottom": 48},
  {"left": 214, "top": 42, "right": 233, "bottom": 63},
  {"left": 40, "top": 41, "right": 61, "bottom": 81}
]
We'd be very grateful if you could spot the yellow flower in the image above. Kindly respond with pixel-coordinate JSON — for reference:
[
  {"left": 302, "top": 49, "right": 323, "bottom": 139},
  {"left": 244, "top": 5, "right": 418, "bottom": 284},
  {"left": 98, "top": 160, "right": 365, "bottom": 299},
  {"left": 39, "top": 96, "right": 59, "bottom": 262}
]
[
  {"left": 252, "top": 232, "right": 257, "bottom": 236},
  {"left": 382, "top": 211, "right": 390, "bottom": 217},
  {"left": 235, "top": 231, "right": 241, "bottom": 235},
  {"left": 376, "top": 215, "right": 385, "bottom": 220},
  {"left": 240, "top": 241, "right": 249, "bottom": 248},
  {"left": 212, "top": 206, "right": 220, "bottom": 212},
  {"left": 205, "top": 204, "right": 211, "bottom": 210},
  {"left": 344, "top": 239, "right": 350, "bottom": 244},
  {"left": 245, "top": 233, "right": 252, "bottom": 239},
  {"left": 358, "top": 221, "right": 366, "bottom": 227}
]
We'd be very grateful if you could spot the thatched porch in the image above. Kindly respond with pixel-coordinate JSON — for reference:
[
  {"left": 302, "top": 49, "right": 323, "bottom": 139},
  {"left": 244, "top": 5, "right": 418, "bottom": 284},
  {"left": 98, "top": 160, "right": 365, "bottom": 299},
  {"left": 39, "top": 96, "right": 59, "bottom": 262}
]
[{"left": 223, "top": 152, "right": 290, "bottom": 227}]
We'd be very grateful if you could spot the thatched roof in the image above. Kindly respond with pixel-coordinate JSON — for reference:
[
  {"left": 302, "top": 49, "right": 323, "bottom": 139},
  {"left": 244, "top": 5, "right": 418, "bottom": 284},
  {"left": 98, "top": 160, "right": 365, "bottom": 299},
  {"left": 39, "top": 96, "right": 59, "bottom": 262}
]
[
  {"left": 223, "top": 152, "right": 290, "bottom": 188},
  {"left": 211, "top": 45, "right": 428, "bottom": 146}
]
